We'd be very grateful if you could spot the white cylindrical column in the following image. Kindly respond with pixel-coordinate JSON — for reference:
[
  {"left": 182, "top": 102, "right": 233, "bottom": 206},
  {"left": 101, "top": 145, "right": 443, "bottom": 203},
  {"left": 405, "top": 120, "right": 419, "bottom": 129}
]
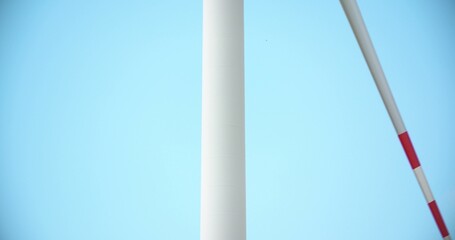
[{"left": 201, "top": 0, "right": 245, "bottom": 239}]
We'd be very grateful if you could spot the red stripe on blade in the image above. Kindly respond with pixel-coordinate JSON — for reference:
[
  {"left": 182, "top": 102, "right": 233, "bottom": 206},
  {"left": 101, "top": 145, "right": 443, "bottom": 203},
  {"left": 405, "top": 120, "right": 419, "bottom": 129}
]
[
  {"left": 429, "top": 200, "right": 450, "bottom": 237},
  {"left": 398, "top": 132, "right": 421, "bottom": 169}
]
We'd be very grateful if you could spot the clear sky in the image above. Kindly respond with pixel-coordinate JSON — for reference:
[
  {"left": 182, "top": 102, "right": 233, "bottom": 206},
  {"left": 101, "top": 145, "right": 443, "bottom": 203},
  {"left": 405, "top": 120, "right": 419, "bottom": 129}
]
[{"left": 1, "top": 1, "right": 454, "bottom": 239}]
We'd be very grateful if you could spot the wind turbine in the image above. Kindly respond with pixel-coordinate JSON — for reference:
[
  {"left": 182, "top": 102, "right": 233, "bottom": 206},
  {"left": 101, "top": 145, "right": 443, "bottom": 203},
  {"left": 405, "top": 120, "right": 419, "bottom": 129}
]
[
  {"left": 200, "top": 0, "right": 451, "bottom": 239},
  {"left": 340, "top": 0, "right": 451, "bottom": 239},
  {"left": 201, "top": 0, "right": 245, "bottom": 240}
]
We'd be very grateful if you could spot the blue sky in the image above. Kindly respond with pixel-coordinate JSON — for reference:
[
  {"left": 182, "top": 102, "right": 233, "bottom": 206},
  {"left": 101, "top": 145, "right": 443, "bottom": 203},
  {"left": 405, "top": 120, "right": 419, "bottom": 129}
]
[{"left": 1, "top": 1, "right": 454, "bottom": 239}]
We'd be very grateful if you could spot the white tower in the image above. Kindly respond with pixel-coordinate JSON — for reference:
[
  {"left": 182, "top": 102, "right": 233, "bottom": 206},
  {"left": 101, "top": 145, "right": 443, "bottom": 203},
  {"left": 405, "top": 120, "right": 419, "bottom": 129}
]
[{"left": 201, "top": 0, "right": 245, "bottom": 239}]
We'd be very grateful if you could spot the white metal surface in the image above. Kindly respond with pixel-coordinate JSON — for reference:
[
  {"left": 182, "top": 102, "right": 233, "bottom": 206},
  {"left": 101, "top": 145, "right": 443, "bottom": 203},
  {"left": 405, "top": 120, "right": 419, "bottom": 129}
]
[
  {"left": 413, "top": 166, "right": 435, "bottom": 203},
  {"left": 201, "top": 0, "right": 245, "bottom": 239},
  {"left": 340, "top": 0, "right": 406, "bottom": 134}
]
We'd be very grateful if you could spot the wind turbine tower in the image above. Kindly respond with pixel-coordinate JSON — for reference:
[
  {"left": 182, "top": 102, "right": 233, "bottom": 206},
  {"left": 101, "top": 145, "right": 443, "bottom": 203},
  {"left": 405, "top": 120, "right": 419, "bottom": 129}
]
[{"left": 201, "top": 0, "right": 246, "bottom": 239}]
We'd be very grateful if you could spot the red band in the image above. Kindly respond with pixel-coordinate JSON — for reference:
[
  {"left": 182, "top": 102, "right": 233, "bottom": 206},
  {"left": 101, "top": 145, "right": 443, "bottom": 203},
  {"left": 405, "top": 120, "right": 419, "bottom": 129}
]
[
  {"left": 398, "top": 132, "right": 421, "bottom": 169},
  {"left": 428, "top": 200, "right": 450, "bottom": 237}
]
